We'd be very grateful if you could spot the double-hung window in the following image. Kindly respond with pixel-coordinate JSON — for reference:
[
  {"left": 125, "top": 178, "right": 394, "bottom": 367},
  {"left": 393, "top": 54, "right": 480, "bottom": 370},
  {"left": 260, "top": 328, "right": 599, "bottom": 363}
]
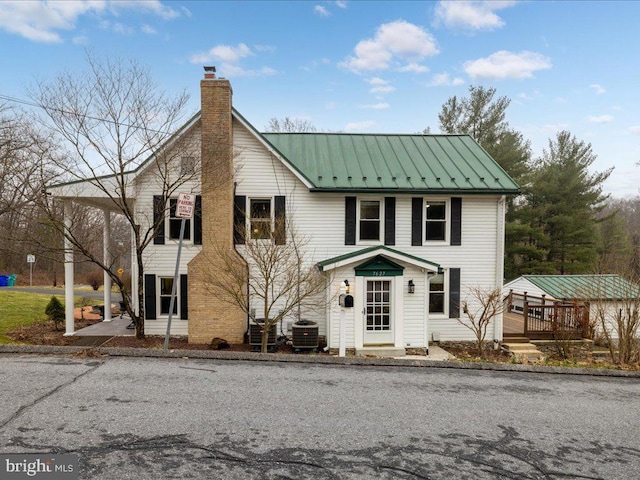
[
  {"left": 429, "top": 273, "right": 445, "bottom": 314},
  {"left": 169, "top": 199, "right": 191, "bottom": 240},
  {"left": 159, "top": 277, "right": 178, "bottom": 315},
  {"left": 359, "top": 200, "right": 381, "bottom": 241},
  {"left": 250, "top": 199, "right": 272, "bottom": 240},
  {"left": 425, "top": 201, "right": 446, "bottom": 241}
]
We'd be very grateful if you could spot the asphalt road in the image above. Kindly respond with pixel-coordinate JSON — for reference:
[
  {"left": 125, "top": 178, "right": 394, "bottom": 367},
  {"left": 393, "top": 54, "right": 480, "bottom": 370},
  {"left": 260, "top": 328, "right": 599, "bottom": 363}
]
[
  {"left": 7, "top": 286, "right": 122, "bottom": 302},
  {"left": 0, "top": 355, "right": 638, "bottom": 479}
]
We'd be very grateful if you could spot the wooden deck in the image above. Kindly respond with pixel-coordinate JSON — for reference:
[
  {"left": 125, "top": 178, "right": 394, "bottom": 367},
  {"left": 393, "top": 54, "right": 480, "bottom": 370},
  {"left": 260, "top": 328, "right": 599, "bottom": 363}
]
[{"left": 504, "top": 311, "right": 525, "bottom": 336}]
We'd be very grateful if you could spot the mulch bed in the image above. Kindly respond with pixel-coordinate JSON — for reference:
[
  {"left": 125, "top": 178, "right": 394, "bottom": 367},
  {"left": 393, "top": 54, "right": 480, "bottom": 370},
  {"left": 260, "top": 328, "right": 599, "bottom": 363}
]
[
  {"left": 7, "top": 317, "right": 103, "bottom": 346},
  {"left": 440, "top": 341, "right": 512, "bottom": 363}
]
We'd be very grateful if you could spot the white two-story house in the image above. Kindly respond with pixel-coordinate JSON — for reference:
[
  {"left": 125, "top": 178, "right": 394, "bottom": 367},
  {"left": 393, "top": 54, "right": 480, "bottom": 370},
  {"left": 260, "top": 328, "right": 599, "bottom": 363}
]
[{"left": 50, "top": 68, "right": 519, "bottom": 355}]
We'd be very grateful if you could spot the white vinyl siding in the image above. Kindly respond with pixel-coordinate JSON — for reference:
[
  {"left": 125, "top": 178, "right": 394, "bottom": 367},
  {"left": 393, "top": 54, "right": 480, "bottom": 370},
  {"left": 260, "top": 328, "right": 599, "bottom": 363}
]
[{"left": 133, "top": 117, "right": 504, "bottom": 343}]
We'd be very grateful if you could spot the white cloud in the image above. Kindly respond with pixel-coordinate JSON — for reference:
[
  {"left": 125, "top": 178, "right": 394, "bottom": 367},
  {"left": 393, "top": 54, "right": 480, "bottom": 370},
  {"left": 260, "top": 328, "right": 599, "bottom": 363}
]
[
  {"left": 100, "top": 20, "right": 134, "bottom": 35},
  {"left": 555, "top": 97, "right": 567, "bottom": 104},
  {"left": 0, "top": 0, "right": 180, "bottom": 43},
  {"left": 254, "top": 44, "right": 276, "bottom": 53},
  {"left": 190, "top": 42, "right": 276, "bottom": 77},
  {"left": 141, "top": 24, "right": 157, "bottom": 35},
  {"left": 340, "top": 20, "right": 439, "bottom": 73},
  {"left": 359, "top": 103, "right": 390, "bottom": 110},
  {"left": 398, "top": 62, "right": 428, "bottom": 73},
  {"left": 589, "top": 84, "right": 606, "bottom": 95},
  {"left": 367, "top": 77, "right": 388, "bottom": 86},
  {"left": 426, "top": 72, "right": 465, "bottom": 87},
  {"left": 190, "top": 43, "right": 254, "bottom": 64},
  {"left": 335, "top": 1, "right": 347, "bottom": 8},
  {"left": 464, "top": 50, "right": 552, "bottom": 80},
  {"left": 72, "top": 35, "right": 88, "bottom": 45},
  {"left": 326, "top": 101, "right": 337, "bottom": 110},
  {"left": 586, "top": 115, "right": 613, "bottom": 124},
  {"left": 434, "top": 0, "right": 516, "bottom": 31},
  {"left": 629, "top": 126, "right": 640, "bottom": 134},
  {"left": 370, "top": 85, "right": 396, "bottom": 94},
  {"left": 345, "top": 120, "right": 376, "bottom": 132},
  {"left": 314, "top": 5, "right": 331, "bottom": 17}
]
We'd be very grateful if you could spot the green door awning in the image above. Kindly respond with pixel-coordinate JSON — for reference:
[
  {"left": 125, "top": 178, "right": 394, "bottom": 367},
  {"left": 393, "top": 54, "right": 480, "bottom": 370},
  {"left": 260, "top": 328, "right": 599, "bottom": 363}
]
[{"left": 355, "top": 255, "right": 404, "bottom": 277}]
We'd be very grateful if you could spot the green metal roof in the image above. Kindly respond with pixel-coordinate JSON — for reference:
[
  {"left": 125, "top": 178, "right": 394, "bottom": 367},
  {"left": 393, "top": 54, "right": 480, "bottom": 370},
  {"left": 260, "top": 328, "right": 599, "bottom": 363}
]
[
  {"left": 262, "top": 133, "right": 519, "bottom": 194},
  {"left": 523, "top": 275, "right": 640, "bottom": 300}
]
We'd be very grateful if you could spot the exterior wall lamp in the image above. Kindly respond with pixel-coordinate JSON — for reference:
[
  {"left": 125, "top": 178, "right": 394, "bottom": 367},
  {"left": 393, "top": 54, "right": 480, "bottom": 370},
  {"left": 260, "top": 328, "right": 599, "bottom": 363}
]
[
  {"left": 408, "top": 279, "right": 415, "bottom": 294},
  {"left": 344, "top": 279, "right": 350, "bottom": 294}
]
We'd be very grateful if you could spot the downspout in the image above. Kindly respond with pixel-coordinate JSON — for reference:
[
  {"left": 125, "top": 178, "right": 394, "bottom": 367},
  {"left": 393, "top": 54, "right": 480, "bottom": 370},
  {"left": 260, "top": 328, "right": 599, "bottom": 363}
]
[{"left": 494, "top": 195, "right": 506, "bottom": 349}]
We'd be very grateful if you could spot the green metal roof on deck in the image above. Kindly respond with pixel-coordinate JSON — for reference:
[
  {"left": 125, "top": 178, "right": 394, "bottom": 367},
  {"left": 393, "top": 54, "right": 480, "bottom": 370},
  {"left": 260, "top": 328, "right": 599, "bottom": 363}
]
[
  {"left": 522, "top": 274, "right": 640, "bottom": 300},
  {"left": 262, "top": 133, "right": 519, "bottom": 194}
]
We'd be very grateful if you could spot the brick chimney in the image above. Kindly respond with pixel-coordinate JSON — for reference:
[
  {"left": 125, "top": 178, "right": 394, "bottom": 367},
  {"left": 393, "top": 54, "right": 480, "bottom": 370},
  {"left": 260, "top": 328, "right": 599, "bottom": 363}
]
[{"left": 188, "top": 67, "right": 247, "bottom": 344}]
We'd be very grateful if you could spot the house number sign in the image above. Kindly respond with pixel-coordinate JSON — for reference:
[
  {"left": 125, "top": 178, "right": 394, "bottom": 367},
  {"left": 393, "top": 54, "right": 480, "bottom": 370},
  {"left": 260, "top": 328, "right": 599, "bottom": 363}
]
[{"left": 371, "top": 271, "right": 387, "bottom": 276}]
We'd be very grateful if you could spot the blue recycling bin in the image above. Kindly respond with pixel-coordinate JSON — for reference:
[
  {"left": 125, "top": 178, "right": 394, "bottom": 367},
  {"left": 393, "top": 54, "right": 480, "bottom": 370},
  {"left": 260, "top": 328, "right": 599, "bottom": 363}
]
[
  {"left": 0, "top": 275, "right": 8, "bottom": 287},
  {"left": 7, "top": 274, "right": 17, "bottom": 286}
]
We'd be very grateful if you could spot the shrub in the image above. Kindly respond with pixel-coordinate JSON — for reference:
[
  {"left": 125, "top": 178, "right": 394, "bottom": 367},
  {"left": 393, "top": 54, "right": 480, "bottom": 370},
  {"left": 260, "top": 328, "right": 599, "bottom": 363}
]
[
  {"left": 45, "top": 296, "right": 65, "bottom": 331},
  {"left": 85, "top": 270, "right": 104, "bottom": 291}
]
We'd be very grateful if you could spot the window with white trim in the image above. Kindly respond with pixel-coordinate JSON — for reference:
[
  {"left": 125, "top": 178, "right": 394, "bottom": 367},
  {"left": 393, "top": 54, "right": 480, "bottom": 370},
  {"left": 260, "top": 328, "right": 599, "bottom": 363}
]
[
  {"left": 425, "top": 201, "right": 446, "bottom": 241},
  {"left": 429, "top": 273, "right": 445, "bottom": 314},
  {"left": 169, "top": 198, "right": 191, "bottom": 240},
  {"left": 159, "top": 277, "right": 178, "bottom": 315},
  {"left": 359, "top": 199, "right": 381, "bottom": 241},
  {"left": 250, "top": 199, "right": 271, "bottom": 240}
]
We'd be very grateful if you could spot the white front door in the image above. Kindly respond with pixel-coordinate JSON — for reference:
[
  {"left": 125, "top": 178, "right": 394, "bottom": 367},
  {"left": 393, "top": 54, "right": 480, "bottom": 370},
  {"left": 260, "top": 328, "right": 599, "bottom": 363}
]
[{"left": 363, "top": 278, "right": 393, "bottom": 345}]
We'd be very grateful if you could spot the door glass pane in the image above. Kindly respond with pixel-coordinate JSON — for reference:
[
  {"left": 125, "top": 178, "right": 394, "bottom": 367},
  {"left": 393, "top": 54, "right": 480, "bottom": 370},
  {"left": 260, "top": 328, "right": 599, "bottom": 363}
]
[{"left": 366, "top": 280, "right": 391, "bottom": 331}]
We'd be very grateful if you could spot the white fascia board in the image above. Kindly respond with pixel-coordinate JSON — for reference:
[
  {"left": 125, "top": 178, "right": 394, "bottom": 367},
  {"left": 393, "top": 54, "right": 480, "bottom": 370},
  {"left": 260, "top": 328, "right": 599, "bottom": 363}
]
[{"left": 320, "top": 247, "right": 439, "bottom": 273}]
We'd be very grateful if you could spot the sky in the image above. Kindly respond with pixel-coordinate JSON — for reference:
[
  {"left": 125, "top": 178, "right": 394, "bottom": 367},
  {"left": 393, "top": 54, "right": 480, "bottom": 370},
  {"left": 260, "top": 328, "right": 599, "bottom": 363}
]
[{"left": 0, "top": 0, "right": 638, "bottom": 197}]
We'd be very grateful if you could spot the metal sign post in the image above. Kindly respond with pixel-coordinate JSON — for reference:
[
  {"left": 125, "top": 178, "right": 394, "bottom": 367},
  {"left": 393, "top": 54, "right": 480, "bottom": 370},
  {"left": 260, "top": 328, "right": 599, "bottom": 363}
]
[
  {"left": 164, "top": 193, "right": 196, "bottom": 351},
  {"left": 27, "top": 254, "right": 35, "bottom": 287}
]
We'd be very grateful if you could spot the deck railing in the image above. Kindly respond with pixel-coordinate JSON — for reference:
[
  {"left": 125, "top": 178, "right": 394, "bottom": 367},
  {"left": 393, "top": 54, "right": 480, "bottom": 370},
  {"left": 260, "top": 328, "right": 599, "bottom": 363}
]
[{"left": 505, "top": 290, "right": 589, "bottom": 339}]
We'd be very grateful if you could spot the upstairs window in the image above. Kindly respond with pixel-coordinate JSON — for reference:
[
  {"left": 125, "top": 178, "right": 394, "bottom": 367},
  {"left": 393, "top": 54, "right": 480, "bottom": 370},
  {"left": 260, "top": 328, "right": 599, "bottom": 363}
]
[
  {"left": 180, "top": 156, "right": 196, "bottom": 176},
  {"left": 359, "top": 200, "right": 381, "bottom": 241},
  {"left": 425, "top": 201, "right": 446, "bottom": 241},
  {"left": 250, "top": 199, "right": 271, "bottom": 239},
  {"left": 169, "top": 199, "right": 191, "bottom": 240}
]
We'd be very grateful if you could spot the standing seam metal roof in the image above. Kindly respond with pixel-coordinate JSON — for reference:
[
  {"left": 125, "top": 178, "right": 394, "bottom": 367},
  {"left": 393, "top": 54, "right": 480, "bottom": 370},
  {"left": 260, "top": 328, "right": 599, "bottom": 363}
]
[
  {"left": 522, "top": 275, "right": 640, "bottom": 300},
  {"left": 261, "top": 132, "right": 519, "bottom": 193}
]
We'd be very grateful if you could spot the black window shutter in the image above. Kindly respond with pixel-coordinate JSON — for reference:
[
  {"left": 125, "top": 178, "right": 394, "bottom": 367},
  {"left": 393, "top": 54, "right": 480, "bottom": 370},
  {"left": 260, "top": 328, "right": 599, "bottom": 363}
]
[
  {"left": 194, "top": 195, "right": 202, "bottom": 245},
  {"left": 153, "top": 195, "right": 165, "bottom": 245},
  {"left": 233, "top": 195, "right": 246, "bottom": 245},
  {"left": 451, "top": 197, "right": 462, "bottom": 246},
  {"left": 180, "top": 274, "right": 188, "bottom": 320},
  {"left": 384, "top": 197, "right": 396, "bottom": 246},
  {"left": 144, "top": 274, "right": 156, "bottom": 320},
  {"left": 345, "top": 196, "right": 357, "bottom": 245},
  {"left": 274, "top": 195, "right": 286, "bottom": 245},
  {"left": 411, "top": 197, "right": 423, "bottom": 246},
  {"left": 449, "top": 268, "right": 461, "bottom": 318}
]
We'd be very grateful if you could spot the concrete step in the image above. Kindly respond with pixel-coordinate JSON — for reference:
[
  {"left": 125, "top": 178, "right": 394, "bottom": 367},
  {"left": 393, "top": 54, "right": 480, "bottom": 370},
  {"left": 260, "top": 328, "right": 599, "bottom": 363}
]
[
  {"left": 502, "top": 342, "right": 545, "bottom": 362},
  {"left": 356, "top": 347, "right": 406, "bottom": 357}
]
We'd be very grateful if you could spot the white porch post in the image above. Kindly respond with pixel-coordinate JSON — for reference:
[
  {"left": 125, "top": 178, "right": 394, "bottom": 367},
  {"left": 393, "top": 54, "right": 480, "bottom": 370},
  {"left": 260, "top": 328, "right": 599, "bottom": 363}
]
[
  {"left": 63, "top": 201, "right": 75, "bottom": 336},
  {"left": 103, "top": 209, "right": 112, "bottom": 321}
]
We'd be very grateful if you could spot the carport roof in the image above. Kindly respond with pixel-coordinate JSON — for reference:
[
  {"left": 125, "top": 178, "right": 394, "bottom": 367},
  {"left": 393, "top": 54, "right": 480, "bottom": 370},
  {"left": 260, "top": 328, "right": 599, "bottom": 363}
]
[{"left": 522, "top": 274, "right": 640, "bottom": 300}]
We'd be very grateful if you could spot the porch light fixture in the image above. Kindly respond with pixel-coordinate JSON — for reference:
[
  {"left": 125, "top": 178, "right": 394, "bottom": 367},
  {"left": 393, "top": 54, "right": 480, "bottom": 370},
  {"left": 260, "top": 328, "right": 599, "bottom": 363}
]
[
  {"left": 408, "top": 279, "right": 415, "bottom": 294},
  {"left": 344, "top": 279, "right": 350, "bottom": 294}
]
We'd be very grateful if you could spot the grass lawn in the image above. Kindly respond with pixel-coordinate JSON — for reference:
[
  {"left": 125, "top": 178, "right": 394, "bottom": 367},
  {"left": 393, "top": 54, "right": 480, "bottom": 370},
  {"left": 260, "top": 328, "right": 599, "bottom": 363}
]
[{"left": 0, "top": 291, "right": 98, "bottom": 344}]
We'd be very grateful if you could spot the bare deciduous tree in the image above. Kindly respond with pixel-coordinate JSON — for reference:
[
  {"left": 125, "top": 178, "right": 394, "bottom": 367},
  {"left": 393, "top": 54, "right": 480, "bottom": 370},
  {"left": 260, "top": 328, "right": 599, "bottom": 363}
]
[
  {"left": 265, "top": 117, "right": 317, "bottom": 133},
  {"left": 201, "top": 216, "right": 328, "bottom": 353},
  {"left": 590, "top": 274, "right": 640, "bottom": 365},
  {"left": 31, "top": 53, "right": 197, "bottom": 338},
  {"left": 458, "top": 286, "right": 505, "bottom": 358}
]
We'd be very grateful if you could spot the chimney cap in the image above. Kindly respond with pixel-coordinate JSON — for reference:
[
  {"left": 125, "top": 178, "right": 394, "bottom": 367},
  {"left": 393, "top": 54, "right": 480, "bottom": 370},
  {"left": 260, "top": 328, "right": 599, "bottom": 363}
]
[{"left": 204, "top": 66, "right": 216, "bottom": 73}]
